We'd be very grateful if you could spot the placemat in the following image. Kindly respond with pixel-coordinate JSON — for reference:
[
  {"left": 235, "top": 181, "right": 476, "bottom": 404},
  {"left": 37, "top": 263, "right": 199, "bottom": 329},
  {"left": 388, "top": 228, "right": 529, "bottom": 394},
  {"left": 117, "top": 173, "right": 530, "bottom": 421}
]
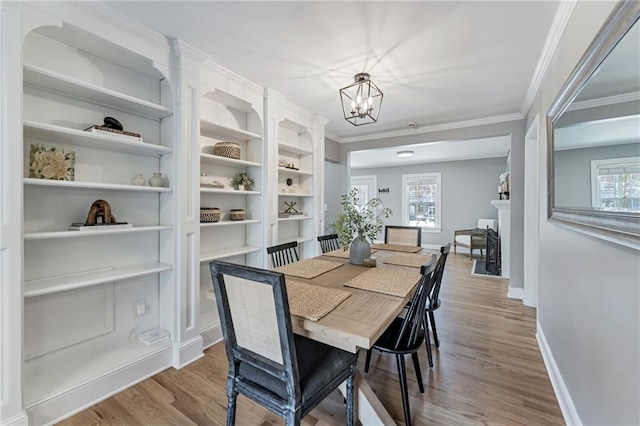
[
  {"left": 286, "top": 280, "right": 351, "bottom": 321},
  {"left": 383, "top": 253, "right": 436, "bottom": 268},
  {"left": 370, "top": 243, "right": 422, "bottom": 253},
  {"left": 323, "top": 248, "right": 377, "bottom": 259},
  {"left": 343, "top": 268, "right": 422, "bottom": 298},
  {"left": 275, "top": 258, "right": 343, "bottom": 279}
]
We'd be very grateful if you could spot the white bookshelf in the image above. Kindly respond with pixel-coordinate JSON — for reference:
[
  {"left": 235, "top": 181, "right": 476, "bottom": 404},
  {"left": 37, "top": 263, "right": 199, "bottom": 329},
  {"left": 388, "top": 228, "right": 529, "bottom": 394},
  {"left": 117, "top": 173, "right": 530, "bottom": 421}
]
[
  {"left": 24, "top": 226, "right": 172, "bottom": 240},
  {"left": 24, "top": 178, "right": 172, "bottom": 192},
  {"left": 200, "top": 246, "right": 262, "bottom": 262},
  {"left": 200, "top": 219, "right": 261, "bottom": 228}
]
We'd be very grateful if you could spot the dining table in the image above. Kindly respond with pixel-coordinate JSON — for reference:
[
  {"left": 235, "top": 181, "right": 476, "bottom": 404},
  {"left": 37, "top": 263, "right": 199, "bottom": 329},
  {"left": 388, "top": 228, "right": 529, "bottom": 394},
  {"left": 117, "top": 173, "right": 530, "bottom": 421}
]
[{"left": 282, "top": 247, "right": 438, "bottom": 425}]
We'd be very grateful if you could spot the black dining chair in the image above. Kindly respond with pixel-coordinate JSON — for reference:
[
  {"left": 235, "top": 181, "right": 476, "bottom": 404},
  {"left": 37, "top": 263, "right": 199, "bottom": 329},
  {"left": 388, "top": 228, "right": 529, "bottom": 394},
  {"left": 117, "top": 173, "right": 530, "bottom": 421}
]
[
  {"left": 267, "top": 241, "right": 299, "bottom": 268},
  {"left": 384, "top": 225, "right": 422, "bottom": 246},
  {"left": 364, "top": 254, "right": 438, "bottom": 426},
  {"left": 317, "top": 233, "right": 340, "bottom": 253},
  {"left": 209, "top": 260, "right": 357, "bottom": 426},
  {"left": 423, "top": 243, "right": 451, "bottom": 367}
]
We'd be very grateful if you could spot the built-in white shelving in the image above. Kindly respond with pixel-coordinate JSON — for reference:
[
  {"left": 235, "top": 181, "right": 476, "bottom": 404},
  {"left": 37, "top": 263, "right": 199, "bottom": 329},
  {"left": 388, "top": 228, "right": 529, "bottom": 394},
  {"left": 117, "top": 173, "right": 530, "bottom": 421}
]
[
  {"left": 278, "top": 141, "right": 313, "bottom": 155},
  {"left": 24, "top": 225, "right": 172, "bottom": 240},
  {"left": 277, "top": 192, "right": 313, "bottom": 197},
  {"left": 278, "top": 167, "right": 312, "bottom": 176},
  {"left": 24, "top": 262, "right": 173, "bottom": 297},
  {"left": 200, "top": 153, "right": 260, "bottom": 168},
  {"left": 200, "top": 119, "right": 261, "bottom": 141},
  {"left": 200, "top": 219, "right": 261, "bottom": 228},
  {"left": 278, "top": 236, "right": 313, "bottom": 245},
  {"left": 200, "top": 246, "right": 261, "bottom": 262},
  {"left": 278, "top": 216, "right": 313, "bottom": 221},
  {"left": 23, "top": 64, "right": 173, "bottom": 120},
  {"left": 24, "top": 178, "right": 172, "bottom": 192},
  {"left": 24, "top": 121, "right": 172, "bottom": 156},
  {"left": 200, "top": 187, "right": 260, "bottom": 195}
]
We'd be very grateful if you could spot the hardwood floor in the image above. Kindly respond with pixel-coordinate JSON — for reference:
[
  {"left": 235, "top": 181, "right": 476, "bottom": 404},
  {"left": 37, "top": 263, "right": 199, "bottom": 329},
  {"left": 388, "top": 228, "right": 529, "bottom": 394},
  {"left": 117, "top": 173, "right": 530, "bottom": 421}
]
[{"left": 60, "top": 253, "right": 563, "bottom": 425}]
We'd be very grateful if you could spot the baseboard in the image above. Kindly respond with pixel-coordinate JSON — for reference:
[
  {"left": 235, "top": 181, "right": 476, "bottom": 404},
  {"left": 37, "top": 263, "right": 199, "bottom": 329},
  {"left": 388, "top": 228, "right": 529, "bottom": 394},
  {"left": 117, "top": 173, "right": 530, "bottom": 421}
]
[
  {"left": 536, "top": 322, "right": 582, "bottom": 426},
  {"left": 0, "top": 412, "right": 28, "bottom": 426},
  {"left": 507, "top": 285, "right": 523, "bottom": 299},
  {"left": 201, "top": 323, "right": 222, "bottom": 350},
  {"left": 27, "top": 346, "right": 173, "bottom": 426},
  {"left": 172, "top": 335, "right": 204, "bottom": 369}
]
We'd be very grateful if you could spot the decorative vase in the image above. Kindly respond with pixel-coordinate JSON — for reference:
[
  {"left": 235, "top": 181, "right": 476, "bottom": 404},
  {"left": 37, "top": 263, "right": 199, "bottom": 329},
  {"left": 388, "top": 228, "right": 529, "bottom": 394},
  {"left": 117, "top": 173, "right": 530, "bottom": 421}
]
[
  {"left": 349, "top": 231, "right": 371, "bottom": 265},
  {"left": 149, "top": 172, "right": 164, "bottom": 187},
  {"left": 131, "top": 173, "right": 146, "bottom": 186}
]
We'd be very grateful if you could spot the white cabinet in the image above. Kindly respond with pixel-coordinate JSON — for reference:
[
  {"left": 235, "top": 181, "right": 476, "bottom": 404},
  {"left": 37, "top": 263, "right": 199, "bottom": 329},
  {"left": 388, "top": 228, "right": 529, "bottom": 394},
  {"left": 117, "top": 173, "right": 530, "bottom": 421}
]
[
  {"left": 19, "top": 10, "right": 175, "bottom": 424},
  {"left": 197, "top": 62, "right": 266, "bottom": 347}
]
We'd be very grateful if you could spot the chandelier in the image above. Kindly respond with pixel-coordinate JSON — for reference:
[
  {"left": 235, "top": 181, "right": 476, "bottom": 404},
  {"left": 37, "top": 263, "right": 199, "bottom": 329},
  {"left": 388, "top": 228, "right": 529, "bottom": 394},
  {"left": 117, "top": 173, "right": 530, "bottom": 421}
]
[{"left": 339, "top": 73, "right": 384, "bottom": 126}]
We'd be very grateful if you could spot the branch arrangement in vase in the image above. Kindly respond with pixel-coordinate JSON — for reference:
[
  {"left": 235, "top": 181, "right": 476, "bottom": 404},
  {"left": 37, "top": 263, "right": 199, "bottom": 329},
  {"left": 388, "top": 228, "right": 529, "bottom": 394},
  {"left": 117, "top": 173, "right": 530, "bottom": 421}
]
[{"left": 331, "top": 188, "right": 392, "bottom": 249}]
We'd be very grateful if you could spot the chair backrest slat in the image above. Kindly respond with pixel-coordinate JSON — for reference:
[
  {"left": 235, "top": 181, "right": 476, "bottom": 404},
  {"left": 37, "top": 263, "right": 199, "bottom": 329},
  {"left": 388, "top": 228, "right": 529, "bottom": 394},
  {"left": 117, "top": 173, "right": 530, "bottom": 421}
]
[
  {"left": 267, "top": 241, "right": 300, "bottom": 268},
  {"left": 317, "top": 234, "right": 340, "bottom": 253},
  {"left": 385, "top": 226, "right": 422, "bottom": 247},
  {"left": 393, "top": 254, "right": 437, "bottom": 350},
  {"left": 429, "top": 243, "right": 451, "bottom": 305}
]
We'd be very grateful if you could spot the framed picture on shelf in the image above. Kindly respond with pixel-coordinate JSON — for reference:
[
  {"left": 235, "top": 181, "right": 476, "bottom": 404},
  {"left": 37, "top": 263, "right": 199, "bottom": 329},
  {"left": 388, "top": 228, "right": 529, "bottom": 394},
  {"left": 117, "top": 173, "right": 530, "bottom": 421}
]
[{"left": 29, "top": 144, "right": 75, "bottom": 181}]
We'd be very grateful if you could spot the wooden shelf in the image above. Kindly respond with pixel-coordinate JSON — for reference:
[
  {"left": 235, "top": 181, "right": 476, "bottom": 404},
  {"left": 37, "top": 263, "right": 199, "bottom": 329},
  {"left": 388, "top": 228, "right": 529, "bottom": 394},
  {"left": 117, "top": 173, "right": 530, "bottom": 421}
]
[
  {"left": 278, "top": 167, "right": 312, "bottom": 176},
  {"left": 278, "top": 216, "right": 313, "bottom": 221},
  {"left": 200, "top": 153, "right": 260, "bottom": 168},
  {"left": 24, "top": 121, "right": 172, "bottom": 157},
  {"left": 200, "top": 119, "right": 261, "bottom": 141},
  {"left": 24, "top": 178, "right": 172, "bottom": 192},
  {"left": 277, "top": 192, "right": 313, "bottom": 198},
  {"left": 200, "top": 246, "right": 261, "bottom": 262},
  {"left": 24, "top": 225, "right": 172, "bottom": 240},
  {"left": 200, "top": 219, "right": 261, "bottom": 228},
  {"left": 23, "top": 64, "right": 173, "bottom": 121},
  {"left": 278, "top": 142, "right": 313, "bottom": 155},
  {"left": 24, "top": 262, "right": 173, "bottom": 298},
  {"left": 200, "top": 187, "right": 260, "bottom": 195}
]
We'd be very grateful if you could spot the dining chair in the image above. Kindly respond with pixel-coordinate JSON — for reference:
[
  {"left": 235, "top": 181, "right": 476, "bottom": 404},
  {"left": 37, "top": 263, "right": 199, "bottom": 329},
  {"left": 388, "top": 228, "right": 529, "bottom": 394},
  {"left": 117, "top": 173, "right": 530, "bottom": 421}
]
[
  {"left": 364, "top": 254, "right": 438, "bottom": 426},
  {"left": 384, "top": 225, "right": 422, "bottom": 246},
  {"left": 423, "top": 242, "right": 451, "bottom": 367},
  {"left": 317, "top": 233, "right": 340, "bottom": 253},
  {"left": 209, "top": 260, "right": 357, "bottom": 426},
  {"left": 267, "top": 241, "right": 299, "bottom": 268}
]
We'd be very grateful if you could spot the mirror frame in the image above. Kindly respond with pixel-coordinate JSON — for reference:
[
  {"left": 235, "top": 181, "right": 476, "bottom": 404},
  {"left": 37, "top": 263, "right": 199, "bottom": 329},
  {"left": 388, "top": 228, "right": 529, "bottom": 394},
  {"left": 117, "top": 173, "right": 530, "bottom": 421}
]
[{"left": 547, "top": 0, "right": 640, "bottom": 250}]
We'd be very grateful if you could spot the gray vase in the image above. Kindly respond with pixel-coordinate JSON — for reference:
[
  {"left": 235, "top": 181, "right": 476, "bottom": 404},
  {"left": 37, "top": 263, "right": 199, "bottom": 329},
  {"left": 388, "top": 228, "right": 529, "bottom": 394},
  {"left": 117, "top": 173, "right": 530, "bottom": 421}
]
[{"left": 349, "top": 231, "right": 371, "bottom": 265}]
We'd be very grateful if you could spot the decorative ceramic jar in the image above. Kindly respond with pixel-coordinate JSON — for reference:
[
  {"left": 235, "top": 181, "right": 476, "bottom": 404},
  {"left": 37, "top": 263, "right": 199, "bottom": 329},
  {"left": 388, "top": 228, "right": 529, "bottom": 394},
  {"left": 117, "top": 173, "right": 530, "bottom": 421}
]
[
  {"left": 149, "top": 172, "right": 164, "bottom": 187},
  {"left": 349, "top": 231, "right": 371, "bottom": 265},
  {"left": 229, "top": 209, "right": 246, "bottom": 221},
  {"left": 131, "top": 173, "right": 146, "bottom": 186}
]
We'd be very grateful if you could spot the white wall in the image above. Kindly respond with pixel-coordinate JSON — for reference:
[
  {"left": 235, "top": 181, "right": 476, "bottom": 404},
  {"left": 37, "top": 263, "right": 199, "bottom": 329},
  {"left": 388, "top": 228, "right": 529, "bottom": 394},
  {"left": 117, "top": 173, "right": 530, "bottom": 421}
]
[
  {"left": 526, "top": 2, "right": 640, "bottom": 424},
  {"left": 352, "top": 157, "right": 504, "bottom": 246}
]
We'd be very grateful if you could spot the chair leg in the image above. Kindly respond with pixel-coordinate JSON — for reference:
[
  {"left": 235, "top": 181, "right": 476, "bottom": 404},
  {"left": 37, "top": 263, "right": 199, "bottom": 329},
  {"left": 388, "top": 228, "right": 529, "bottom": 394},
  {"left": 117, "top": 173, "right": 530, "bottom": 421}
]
[
  {"left": 285, "top": 409, "right": 302, "bottom": 426},
  {"left": 226, "top": 379, "right": 238, "bottom": 426},
  {"left": 396, "top": 355, "right": 412, "bottom": 426},
  {"left": 364, "top": 348, "right": 372, "bottom": 373},
  {"left": 346, "top": 366, "right": 355, "bottom": 426},
  {"left": 411, "top": 352, "right": 424, "bottom": 393},
  {"left": 424, "top": 312, "right": 433, "bottom": 368},
  {"left": 429, "top": 311, "right": 440, "bottom": 348}
]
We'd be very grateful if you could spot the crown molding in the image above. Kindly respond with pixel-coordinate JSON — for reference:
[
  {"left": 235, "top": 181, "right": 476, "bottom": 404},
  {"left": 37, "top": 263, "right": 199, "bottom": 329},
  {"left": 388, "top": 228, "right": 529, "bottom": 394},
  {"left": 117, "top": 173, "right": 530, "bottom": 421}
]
[
  {"left": 202, "top": 59, "right": 263, "bottom": 93},
  {"left": 566, "top": 91, "right": 640, "bottom": 111},
  {"left": 521, "top": 0, "right": 577, "bottom": 117},
  {"left": 337, "top": 112, "right": 523, "bottom": 144}
]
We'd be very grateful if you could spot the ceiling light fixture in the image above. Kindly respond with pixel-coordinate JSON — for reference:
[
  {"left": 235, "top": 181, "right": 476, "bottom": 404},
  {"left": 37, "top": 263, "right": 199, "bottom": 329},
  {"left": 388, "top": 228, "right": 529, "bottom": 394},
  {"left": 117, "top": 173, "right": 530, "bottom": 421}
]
[
  {"left": 339, "top": 72, "right": 383, "bottom": 126},
  {"left": 397, "top": 150, "right": 414, "bottom": 158}
]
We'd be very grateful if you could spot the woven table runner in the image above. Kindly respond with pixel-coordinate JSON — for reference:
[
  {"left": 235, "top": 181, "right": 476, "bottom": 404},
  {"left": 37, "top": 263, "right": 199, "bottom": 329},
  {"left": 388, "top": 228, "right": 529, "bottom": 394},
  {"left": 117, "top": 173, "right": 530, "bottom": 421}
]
[
  {"left": 324, "top": 248, "right": 377, "bottom": 259},
  {"left": 275, "top": 258, "right": 343, "bottom": 279},
  {"left": 383, "top": 253, "right": 436, "bottom": 268},
  {"left": 286, "top": 280, "right": 351, "bottom": 321},
  {"left": 343, "top": 268, "right": 421, "bottom": 298},
  {"left": 370, "top": 243, "right": 422, "bottom": 253}
]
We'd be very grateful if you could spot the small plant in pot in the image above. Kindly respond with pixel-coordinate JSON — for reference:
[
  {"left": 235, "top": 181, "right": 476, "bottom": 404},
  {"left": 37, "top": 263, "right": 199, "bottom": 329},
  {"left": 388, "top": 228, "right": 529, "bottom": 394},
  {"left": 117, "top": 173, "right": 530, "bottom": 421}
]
[
  {"left": 330, "top": 188, "right": 392, "bottom": 265},
  {"left": 230, "top": 171, "right": 254, "bottom": 191}
]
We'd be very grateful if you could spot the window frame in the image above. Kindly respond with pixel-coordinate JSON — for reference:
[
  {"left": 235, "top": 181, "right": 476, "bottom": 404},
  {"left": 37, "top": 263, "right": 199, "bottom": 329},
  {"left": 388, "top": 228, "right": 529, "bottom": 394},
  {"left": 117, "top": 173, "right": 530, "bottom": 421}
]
[
  {"left": 590, "top": 156, "right": 640, "bottom": 210},
  {"left": 401, "top": 172, "right": 442, "bottom": 233}
]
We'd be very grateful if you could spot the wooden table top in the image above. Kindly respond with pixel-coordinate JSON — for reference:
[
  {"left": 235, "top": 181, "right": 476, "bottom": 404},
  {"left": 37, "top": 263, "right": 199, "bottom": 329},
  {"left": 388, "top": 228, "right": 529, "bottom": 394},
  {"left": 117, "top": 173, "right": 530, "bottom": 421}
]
[{"left": 288, "top": 248, "right": 437, "bottom": 353}]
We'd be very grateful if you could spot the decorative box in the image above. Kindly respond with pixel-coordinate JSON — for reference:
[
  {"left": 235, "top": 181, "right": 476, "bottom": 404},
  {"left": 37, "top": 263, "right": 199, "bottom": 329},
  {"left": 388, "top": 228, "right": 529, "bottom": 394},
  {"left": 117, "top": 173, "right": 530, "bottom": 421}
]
[
  {"left": 200, "top": 207, "right": 221, "bottom": 223},
  {"left": 213, "top": 142, "right": 241, "bottom": 160},
  {"left": 363, "top": 257, "right": 377, "bottom": 267},
  {"left": 229, "top": 209, "right": 246, "bottom": 221}
]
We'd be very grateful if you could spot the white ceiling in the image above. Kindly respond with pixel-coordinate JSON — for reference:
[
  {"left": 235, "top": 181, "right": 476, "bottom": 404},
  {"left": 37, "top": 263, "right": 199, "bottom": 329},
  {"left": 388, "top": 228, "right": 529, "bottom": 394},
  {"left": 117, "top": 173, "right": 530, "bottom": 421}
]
[{"left": 105, "top": 1, "right": 559, "bottom": 142}]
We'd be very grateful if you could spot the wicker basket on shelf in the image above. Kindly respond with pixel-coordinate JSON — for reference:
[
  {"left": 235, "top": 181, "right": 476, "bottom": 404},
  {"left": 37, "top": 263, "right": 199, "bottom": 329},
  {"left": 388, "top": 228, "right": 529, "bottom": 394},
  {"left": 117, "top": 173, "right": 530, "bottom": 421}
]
[
  {"left": 200, "top": 207, "right": 221, "bottom": 223},
  {"left": 229, "top": 209, "right": 246, "bottom": 221},
  {"left": 213, "top": 142, "right": 241, "bottom": 160}
]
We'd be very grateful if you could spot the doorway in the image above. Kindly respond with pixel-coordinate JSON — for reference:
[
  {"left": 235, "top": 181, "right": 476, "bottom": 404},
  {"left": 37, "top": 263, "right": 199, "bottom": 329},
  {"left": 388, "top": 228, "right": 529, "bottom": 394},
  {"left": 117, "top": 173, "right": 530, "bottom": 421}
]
[{"left": 350, "top": 175, "right": 377, "bottom": 207}]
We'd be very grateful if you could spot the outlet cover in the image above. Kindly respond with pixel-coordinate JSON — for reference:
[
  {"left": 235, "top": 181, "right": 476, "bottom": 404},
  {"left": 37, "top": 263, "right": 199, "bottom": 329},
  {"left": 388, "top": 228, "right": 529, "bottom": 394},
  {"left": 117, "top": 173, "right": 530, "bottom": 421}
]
[{"left": 134, "top": 300, "right": 146, "bottom": 317}]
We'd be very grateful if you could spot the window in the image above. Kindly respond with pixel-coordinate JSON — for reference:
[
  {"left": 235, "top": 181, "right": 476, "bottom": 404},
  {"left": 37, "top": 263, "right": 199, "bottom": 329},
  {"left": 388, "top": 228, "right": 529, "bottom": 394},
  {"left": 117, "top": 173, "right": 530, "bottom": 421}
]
[
  {"left": 402, "top": 173, "right": 441, "bottom": 231},
  {"left": 591, "top": 157, "right": 640, "bottom": 212}
]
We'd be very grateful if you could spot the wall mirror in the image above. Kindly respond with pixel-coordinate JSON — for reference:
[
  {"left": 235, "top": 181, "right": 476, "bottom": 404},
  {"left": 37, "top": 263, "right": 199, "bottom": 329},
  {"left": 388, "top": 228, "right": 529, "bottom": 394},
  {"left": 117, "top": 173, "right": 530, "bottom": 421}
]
[{"left": 547, "top": 1, "right": 640, "bottom": 249}]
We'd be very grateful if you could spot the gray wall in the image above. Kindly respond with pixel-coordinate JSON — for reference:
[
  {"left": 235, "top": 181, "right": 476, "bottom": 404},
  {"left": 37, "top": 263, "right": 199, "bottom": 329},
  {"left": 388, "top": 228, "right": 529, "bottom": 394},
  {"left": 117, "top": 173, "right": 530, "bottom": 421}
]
[
  {"left": 352, "top": 157, "right": 504, "bottom": 246},
  {"left": 323, "top": 160, "right": 348, "bottom": 232},
  {"left": 324, "top": 137, "right": 341, "bottom": 163},
  {"left": 526, "top": 2, "right": 639, "bottom": 424},
  {"left": 555, "top": 143, "right": 639, "bottom": 208},
  {"left": 340, "top": 119, "right": 526, "bottom": 290}
]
